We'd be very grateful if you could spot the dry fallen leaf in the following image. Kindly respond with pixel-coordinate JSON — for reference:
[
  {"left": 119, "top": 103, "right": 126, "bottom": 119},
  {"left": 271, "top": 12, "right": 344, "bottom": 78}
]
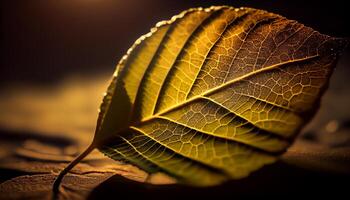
[
  {"left": 0, "top": 132, "right": 175, "bottom": 199},
  {"left": 0, "top": 173, "right": 113, "bottom": 200}
]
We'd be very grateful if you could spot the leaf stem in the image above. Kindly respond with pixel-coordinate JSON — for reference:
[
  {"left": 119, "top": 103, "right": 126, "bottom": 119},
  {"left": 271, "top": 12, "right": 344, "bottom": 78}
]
[{"left": 52, "top": 143, "right": 96, "bottom": 194}]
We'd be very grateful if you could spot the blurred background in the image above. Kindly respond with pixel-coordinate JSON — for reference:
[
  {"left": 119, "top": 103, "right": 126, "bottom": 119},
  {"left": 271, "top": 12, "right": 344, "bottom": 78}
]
[
  {"left": 0, "top": 0, "right": 349, "bottom": 198},
  {"left": 1, "top": 0, "right": 349, "bottom": 85}
]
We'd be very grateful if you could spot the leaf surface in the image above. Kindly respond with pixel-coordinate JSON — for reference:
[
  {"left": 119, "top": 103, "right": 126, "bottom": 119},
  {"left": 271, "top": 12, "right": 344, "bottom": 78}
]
[{"left": 94, "top": 6, "right": 346, "bottom": 186}]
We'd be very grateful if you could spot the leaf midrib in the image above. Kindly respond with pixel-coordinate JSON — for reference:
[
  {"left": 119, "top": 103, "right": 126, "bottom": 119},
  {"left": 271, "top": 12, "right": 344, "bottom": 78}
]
[{"left": 134, "top": 55, "right": 318, "bottom": 126}]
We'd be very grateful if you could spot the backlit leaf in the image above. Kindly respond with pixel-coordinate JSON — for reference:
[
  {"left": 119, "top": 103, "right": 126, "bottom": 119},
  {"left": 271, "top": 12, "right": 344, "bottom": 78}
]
[{"left": 56, "top": 6, "right": 348, "bottom": 187}]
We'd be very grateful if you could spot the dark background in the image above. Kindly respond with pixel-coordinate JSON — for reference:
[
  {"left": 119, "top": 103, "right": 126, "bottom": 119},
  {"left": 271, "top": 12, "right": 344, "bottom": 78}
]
[{"left": 1, "top": 0, "right": 349, "bottom": 86}]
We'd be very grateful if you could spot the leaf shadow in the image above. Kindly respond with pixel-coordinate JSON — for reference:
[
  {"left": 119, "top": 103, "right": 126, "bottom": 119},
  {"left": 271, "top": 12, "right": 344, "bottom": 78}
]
[{"left": 88, "top": 160, "right": 349, "bottom": 199}]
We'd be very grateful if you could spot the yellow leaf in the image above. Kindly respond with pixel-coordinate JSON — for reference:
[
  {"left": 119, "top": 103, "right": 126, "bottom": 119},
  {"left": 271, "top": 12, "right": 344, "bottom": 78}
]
[{"left": 53, "top": 6, "right": 347, "bottom": 189}]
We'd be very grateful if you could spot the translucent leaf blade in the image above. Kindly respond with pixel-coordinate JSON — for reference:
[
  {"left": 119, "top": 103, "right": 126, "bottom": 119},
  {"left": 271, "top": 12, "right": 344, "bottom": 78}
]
[{"left": 95, "top": 6, "right": 347, "bottom": 186}]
